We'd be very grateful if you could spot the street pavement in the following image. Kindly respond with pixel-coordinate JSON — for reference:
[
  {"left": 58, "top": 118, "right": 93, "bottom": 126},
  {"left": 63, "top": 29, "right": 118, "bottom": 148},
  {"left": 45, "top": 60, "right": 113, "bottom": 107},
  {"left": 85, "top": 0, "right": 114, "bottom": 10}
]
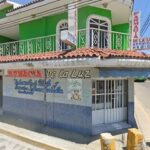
[
  {"left": 134, "top": 81, "right": 150, "bottom": 116},
  {"left": 135, "top": 81, "right": 150, "bottom": 148}
]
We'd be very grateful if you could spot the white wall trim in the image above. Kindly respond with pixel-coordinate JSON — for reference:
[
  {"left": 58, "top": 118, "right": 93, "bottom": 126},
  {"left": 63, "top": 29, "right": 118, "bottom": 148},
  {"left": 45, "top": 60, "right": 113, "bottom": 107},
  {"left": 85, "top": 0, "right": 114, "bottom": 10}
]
[
  {"left": 56, "top": 19, "right": 68, "bottom": 51},
  {"left": 1, "top": 58, "right": 150, "bottom": 70}
]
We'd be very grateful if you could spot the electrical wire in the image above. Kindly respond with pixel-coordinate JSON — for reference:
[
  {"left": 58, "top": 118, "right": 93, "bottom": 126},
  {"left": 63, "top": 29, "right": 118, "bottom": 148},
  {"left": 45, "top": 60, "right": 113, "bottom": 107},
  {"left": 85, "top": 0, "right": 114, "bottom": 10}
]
[
  {"left": 140, "top": 0, "right": 150, "bottom": 37},
  {"left": 140, "top": 14, "right": 150, "bottom": 36},
  {"left": 140, "top": 0, "right": 149, "bottom": 21},
  {"left": 141, "top": 14, "right": 150, "bottom": 35}
]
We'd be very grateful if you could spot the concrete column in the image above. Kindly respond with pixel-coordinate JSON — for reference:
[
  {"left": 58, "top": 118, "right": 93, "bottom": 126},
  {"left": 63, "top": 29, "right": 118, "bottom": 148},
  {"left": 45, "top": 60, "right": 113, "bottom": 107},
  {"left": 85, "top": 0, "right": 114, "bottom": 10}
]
[{"left": 128, "top": 78, "right": 137, "bottom": 127}]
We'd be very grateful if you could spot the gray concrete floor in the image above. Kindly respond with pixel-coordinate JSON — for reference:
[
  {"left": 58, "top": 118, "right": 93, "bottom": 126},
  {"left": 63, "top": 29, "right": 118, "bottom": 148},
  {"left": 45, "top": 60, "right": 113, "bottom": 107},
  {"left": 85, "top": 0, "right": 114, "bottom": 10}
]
[{"left": 0, "top": 133, "right": 44, "bottom": 150}]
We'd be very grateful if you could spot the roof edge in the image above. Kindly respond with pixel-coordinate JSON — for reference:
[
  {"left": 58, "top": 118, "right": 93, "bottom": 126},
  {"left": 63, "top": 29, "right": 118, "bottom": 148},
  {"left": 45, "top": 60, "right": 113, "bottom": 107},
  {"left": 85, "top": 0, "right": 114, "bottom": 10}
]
[{"left": 1, "top": 57, "right": 150, "bottom": 70}]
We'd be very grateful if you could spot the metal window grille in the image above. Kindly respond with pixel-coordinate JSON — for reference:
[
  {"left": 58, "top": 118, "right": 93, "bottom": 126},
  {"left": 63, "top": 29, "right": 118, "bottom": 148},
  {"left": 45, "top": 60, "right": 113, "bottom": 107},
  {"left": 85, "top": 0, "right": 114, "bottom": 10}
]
[
  {"left": 89, "top": 18, "right": 110, "bottom": 48},
  {"left": 92, "top": 79, "right": 128, "bottom": 111}
]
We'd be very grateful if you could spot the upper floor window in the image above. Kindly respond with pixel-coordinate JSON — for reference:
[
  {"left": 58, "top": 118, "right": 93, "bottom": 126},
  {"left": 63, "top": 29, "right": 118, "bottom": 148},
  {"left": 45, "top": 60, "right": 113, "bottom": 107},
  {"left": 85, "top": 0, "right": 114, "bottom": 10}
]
[
  {"left": 87, "top": 15, "right": 111, "bottom": 48},
  {"left": 56, "top": 20, "right": 69, "bottom": 50}
]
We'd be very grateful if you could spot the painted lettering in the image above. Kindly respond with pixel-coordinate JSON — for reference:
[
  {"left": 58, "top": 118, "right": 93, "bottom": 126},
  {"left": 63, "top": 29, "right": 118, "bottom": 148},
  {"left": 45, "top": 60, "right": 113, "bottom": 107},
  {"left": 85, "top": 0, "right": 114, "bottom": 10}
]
[
  {"left": 46, "top": 70, "right": 56, "bottom": 79},
  {"left": 70, "top": 69, "right": 78, "bottom": 78},
  {"left": 8, "top": 69, "right": 91, "bottom": 79},
  {"left": 7, "top": 70, "right": 43, "bottom": 78},
  {"left": 14, "top": 79, "right": 64, "bottom": 95},
  {"left": 84, "top": 70, "right": 91, "bottom": 78},
  {"left": 59, "top": 70, "right": 69, "bottom": 78},
  {"left": 71, "top": 69, "right": 91, "bottom": 78}
]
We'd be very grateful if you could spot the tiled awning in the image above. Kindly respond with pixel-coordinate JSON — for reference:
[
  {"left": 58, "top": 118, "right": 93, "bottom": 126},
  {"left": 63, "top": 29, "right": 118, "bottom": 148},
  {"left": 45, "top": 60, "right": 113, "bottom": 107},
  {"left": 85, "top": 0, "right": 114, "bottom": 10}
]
[{"left": 0, "top": 48, "right": 149, "bottom": 63}]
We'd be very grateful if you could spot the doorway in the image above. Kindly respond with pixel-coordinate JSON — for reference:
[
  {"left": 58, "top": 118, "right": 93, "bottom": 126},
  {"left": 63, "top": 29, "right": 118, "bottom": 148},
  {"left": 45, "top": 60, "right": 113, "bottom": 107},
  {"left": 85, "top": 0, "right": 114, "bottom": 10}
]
[{"left": 92, "top": 79, "right": 128, "bottom": 125}]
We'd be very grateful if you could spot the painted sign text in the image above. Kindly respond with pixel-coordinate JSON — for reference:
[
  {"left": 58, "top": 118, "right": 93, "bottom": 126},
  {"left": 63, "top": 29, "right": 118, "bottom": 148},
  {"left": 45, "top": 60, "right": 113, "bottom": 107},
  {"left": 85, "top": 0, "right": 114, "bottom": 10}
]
[
  {"left": 8, "top": 70, "right": 43, "bottom": 78},
  {"left": 14, "top": 79, "right": 63, "bottom": 95},
  {"left": 46, "top": 69, "right": 91, "bottom": 79}
]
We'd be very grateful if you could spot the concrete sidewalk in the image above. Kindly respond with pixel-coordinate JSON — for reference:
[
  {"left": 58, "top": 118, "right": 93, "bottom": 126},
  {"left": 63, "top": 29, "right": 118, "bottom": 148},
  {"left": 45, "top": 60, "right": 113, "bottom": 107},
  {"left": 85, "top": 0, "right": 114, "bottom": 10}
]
[
  {"left": 0, "top": 114, "right": 129, "bottom": 150},
  {"left": 0, "top": 133, "right": 45, "bottom": 150}
]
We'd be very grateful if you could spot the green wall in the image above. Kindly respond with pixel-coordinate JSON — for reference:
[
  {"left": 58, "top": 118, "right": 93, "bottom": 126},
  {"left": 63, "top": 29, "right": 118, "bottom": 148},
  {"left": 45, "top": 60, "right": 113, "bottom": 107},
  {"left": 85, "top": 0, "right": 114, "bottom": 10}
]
[
  {"left": 0, "top": 35, "right": 13, "bottom": 43},
  {"left": 19, "top": 12, "right": 67, "bottom": 53},
  {"left": 46, "top": 12, "right": 68, "bottom": 35},
  {"left": 20, "top": 12, "right": 68, "bottom": 40},
  {"left": 112, "top": 23, "right": 130, "bottom": 50},
  {"left": 20, "top": 18, "right": 46, "bottom": 40},
  {"left": 0, "top": 6, "right": 14, "bottom": 44},
  {"left": 112, "top": 23, "right": 129, "bottom": 33},
  {"left": 78, "top": 6, "right": 112, "bottom": 29},
  {"left": 19, "top": 6, "right": 112, "bottom": 52},
  {"left": 19, "top": 6, "right": 111, "bottom": 39},
  {"left": 18, "top": 6, "right": 130, "bottom": 53},
  {"left": 0, "top": 6, "right": 13, "bottom": 19}
]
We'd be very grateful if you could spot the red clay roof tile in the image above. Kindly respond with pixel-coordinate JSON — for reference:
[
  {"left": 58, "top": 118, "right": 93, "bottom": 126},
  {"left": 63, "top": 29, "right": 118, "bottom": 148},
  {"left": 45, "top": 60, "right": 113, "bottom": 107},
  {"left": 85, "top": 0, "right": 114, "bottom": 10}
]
[{"left": 0, "top": 48, "right": 149, "bottom": 63}]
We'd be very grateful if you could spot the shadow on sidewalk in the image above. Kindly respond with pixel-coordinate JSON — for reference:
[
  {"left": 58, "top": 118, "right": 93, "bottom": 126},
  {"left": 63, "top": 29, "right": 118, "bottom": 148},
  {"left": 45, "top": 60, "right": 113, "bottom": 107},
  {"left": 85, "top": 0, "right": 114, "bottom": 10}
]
[{"left": 0, "top": 113, "right": 129, "bottom": 145}]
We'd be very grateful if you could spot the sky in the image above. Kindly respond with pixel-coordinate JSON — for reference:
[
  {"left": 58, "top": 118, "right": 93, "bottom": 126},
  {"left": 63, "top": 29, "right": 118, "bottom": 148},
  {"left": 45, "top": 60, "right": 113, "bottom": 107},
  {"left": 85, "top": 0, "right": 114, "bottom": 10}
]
[
  {"left": 134, "top": 0, "right": 150, "bottom": 53},
  {"left": 134, "top": 0, "right": 150, "bottom": 37}
]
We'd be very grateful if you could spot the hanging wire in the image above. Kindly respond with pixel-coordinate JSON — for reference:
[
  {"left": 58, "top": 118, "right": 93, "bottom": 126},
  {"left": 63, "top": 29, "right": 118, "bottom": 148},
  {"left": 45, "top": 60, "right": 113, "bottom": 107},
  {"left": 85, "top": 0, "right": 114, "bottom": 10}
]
[{"left": 140, "top": 0, "right": 150, "bottom": 37}]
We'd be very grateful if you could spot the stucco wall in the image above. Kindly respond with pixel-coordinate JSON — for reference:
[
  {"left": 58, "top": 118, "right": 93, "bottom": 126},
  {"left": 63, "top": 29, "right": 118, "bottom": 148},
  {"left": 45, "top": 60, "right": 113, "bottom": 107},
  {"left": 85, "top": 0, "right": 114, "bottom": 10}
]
[
  {"left": 0, "top": 6, "right": 13, "bottom": 19},
  {"left": 2, "top": 67, "right": 135, "bottom": 134},
  {"left": 19, "top": 6, "right": 112, "bottom": 40},
  {"left": 128, "top": 78, "right": 136, "bottom": 127},
  {"left": 3, "top": 68, "right": 99, "bottom": 134}
]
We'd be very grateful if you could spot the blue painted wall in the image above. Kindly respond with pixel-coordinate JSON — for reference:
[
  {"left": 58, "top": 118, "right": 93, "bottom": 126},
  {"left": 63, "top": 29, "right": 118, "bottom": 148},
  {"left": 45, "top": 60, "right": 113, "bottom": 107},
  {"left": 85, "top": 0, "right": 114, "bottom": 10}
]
[
  {"left": 128, "top": 102, "right": 137, "bottom": 128},
  {"left": 3, "top": 96, "right": 92, "bottom": 135},
  {"left": 3, "top": 96, "right": 45, "bottom": 123},
  {"left": 100, "top": 68, "right": 150, "bottom": 78}
]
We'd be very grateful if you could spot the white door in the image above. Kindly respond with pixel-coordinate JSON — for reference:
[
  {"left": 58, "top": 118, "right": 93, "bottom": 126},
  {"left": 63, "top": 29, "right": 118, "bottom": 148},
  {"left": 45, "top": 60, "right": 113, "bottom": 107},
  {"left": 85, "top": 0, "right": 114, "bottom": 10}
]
[{"left": 92, "top": 79, "right": 128, "bottom": 125}]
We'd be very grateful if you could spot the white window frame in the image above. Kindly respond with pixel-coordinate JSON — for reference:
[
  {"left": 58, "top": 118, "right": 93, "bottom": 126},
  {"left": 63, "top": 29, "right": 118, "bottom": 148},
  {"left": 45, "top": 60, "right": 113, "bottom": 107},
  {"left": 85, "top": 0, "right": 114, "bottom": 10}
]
[
  {"left": 86, "top": 15, "right": 111, "bottom": 48},
  {"left": 56, "top": 20, "right": 69, "bottom": 51}
]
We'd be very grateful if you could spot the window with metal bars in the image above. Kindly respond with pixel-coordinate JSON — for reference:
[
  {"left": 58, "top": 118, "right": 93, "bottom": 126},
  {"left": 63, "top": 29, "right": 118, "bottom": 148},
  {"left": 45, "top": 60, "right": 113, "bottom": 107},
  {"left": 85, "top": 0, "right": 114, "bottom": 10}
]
[
  {"left": 88, "top": 16, "right": 111, "bottom": 49},
  {"left": 92, "top": 80, "right": 128, "bottom": 110}
]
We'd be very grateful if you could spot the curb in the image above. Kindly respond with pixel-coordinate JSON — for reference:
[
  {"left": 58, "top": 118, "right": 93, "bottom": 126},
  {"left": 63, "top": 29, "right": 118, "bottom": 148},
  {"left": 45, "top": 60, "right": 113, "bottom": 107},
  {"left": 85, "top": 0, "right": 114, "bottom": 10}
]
[{"left": 0, "top": 127, "right": 61, "bottom": 150}]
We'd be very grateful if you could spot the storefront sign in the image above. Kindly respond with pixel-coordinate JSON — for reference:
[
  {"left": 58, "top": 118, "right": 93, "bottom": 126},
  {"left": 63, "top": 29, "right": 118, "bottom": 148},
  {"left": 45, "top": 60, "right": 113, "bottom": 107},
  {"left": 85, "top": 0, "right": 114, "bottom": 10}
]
[
  {"left": 7, "top": 69, "right": 91, "bottom": 79},
  {"left": 133, "top": 38, "right": 150, "bottom": 50},
  {"left": 7, "top": 70, "right": 43, "bottom": 78},
  {"left": 46, "top": 69, "right": 91, "bottom": 79},
  {"left": 132, "top": 11, "right": 141, "bottom": 39},
  {"left": 14, "top": 79, "right": 63, "bottom": 95}
]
